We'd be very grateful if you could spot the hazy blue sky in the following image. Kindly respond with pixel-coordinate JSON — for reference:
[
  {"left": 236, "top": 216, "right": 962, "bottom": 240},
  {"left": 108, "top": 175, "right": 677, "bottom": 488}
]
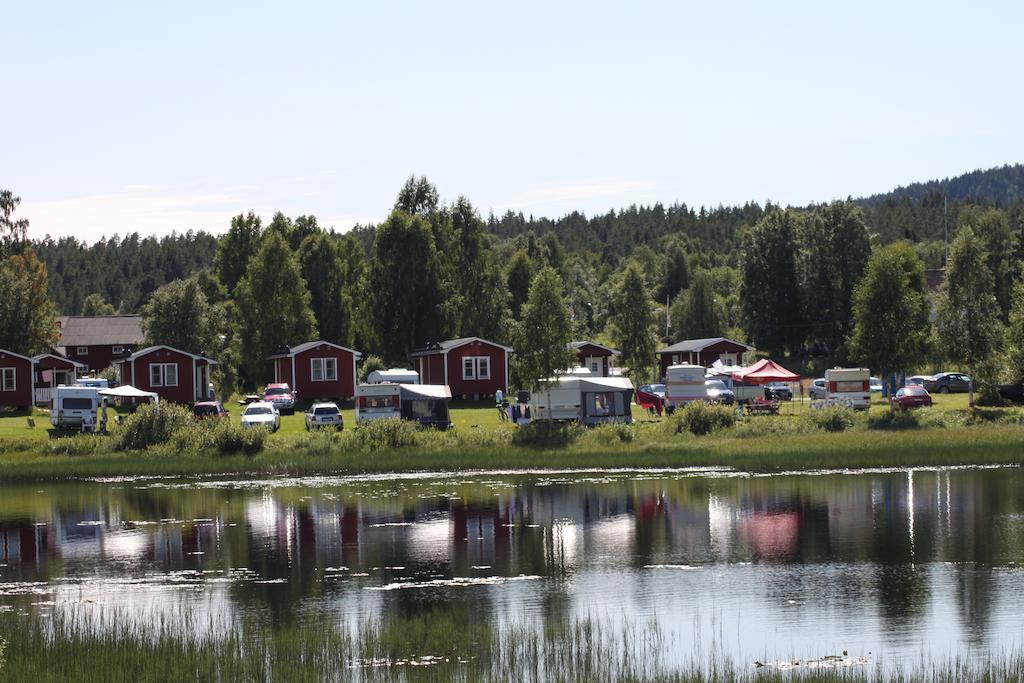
[{"left": 3, "top": 1, "right": 1022, "bottom": 242}]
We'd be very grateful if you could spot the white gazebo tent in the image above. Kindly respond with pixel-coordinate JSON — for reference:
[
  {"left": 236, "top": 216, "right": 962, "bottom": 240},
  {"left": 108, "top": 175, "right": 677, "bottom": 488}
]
[{"left": 99, "top": 385, "right": 160, "bottom": 403}]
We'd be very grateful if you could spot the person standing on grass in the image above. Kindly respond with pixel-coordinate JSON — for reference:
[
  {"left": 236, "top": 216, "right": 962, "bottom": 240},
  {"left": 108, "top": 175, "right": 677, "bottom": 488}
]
[{"left": 100, "top": 399, "right": 109, "bottom": 433}]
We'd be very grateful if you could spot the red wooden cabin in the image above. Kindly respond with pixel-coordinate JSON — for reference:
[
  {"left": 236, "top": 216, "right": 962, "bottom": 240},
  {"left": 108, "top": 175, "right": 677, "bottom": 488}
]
[
  {"left": 32, "top": 352, "right": 86, "bottom": 406},
  {"left": 657, "top": 337, "right": 753, "bottom": 379},
  {"left": 409, "top": 337, "right": 512, "bottom": 399},
  {"left": 0, "top": 349, "right": 34, "bottom": 410},
  {"left": 568, "top": 341, "right": 619, "bottom": 376},
  {"left": 116, "top": 345, "right": 215, "bottom": 403},
  {"left": 267, "top": 341, "right": 361, "bottom": 401}
]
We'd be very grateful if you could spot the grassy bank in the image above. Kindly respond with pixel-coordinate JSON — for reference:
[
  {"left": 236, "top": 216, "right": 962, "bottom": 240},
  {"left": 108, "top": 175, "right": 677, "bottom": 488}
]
[
  {"left": 1, "top": 394, "right": 1022, "bottom": 482},
  {"left": 0, "top": 609, "right": 1019, "bottom": 683}
]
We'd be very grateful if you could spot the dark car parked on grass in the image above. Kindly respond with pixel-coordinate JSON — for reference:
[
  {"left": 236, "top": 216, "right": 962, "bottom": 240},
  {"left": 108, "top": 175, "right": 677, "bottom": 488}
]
[
  {"left": 193, "top": 401, "right": 229, "bottom": 419},
  {"left": 891, "top": 386, "right": 933, "bottom": 410},
  {"left": 764, "top": 382, "right": 793, "bottom": 401},
  {"left": 924, "top": 372, "right": 971, "bottom": 394}
]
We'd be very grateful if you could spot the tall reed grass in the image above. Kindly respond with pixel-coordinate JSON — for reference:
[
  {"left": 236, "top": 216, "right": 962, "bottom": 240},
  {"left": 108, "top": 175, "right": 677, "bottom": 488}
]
[{"left": 1, "top": 609, "right": 1021, "bottom": 682}]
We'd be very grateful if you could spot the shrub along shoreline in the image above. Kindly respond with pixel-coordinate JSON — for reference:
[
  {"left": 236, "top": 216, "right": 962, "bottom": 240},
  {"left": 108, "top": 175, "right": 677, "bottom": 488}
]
[{"left": 1, "top": 402, "right": 1023, "bottom": 482}]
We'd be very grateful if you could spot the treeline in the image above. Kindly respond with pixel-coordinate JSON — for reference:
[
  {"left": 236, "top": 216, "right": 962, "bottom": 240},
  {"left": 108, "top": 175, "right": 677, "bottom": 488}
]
[
  {"left": 3, "top": 165, "right": 1024, "bottom": 399},
  {"left": 34, "top": 232, "right": 218, "bottom": 315}
]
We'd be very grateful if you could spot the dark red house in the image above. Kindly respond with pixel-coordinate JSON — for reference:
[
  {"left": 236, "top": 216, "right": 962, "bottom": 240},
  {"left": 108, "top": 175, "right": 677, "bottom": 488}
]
[
  {"left": 32, "top": 352, "right": 86, "bottom": 406},
  {"left": 0, "top": 349, "right": 34, "bottom": 410},
  {"left": 409, "top": 337, "right": 512, "bottom": 399},
  {"left": 267, "top": 341, "right": 361, "bottom": 400},
  {"left": 115, "top": 345, "right": 215, "bottom": 404},
  {"left": 657, "top": 337, "right": 754, "bottom": 379},
  {"left": 568, "top": 341, "right": 619, "bottom": 376},
  {"left": 57, "top": 315, "right": 144, "bottom": 372}
]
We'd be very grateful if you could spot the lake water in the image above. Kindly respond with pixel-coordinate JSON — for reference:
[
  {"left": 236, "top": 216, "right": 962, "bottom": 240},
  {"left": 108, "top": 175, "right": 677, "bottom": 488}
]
[{"left": 2, "top": 466, "right": 1023, "bottom": 671}]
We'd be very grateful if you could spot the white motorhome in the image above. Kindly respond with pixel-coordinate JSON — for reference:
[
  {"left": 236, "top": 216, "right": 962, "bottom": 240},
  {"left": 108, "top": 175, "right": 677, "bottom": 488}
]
[
  {"left": 355, "top": 383, "right": 452, "bottom": 429},
  {"left": 530, "top": 376, "right": 634, "bottom": 425},
  {"left": 51, "top": 386, "right": 100, "bottom": 431},
  {"left": 824, "top": 367, "right": 871, "bottom": 410},
  {"left": 665, "top": 364, "right": 708, "bottom": 411},
  {"left": 366, "top": 368, "right": 419, "bottom": 384}
]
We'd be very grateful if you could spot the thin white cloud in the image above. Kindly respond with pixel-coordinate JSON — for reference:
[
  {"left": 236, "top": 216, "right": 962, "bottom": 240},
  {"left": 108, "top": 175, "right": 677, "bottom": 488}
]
[
  {"left": 22, "top": 188, "right": 246, "bottom": 241},
  {"left": 495, "top": 178, "right": 660, "bottom": 213}
]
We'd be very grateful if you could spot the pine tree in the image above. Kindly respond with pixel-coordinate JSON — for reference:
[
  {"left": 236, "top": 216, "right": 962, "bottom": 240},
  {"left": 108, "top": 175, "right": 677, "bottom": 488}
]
[
  {"left": 234, "top": 231, "right": 317, "bottom": 387},
  {"left": 366, "top": 211, "right": 447, "bottom": 365},
  {"left": 215, "top": 211, "right": 262, "bottom": 292},
  {"left": 741, "top": 210, "right": 805, "bottom": 355},
  {"left": 298, "top": 232, "right": 352, "bottom": 346},
  {"left": 671, "top": 269, "right": 722, "bottom": 341}
]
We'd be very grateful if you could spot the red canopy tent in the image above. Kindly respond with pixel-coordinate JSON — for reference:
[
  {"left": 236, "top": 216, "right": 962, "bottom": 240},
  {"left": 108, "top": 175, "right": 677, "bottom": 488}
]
[{"left": 731, "top": 359, "right": 800, "bottom": 385}]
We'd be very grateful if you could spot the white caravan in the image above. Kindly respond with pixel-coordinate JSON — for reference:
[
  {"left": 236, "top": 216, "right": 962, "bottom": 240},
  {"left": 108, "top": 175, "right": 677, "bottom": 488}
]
[
  {"left": 665, "top": 364, "right": 708, "bottom": 410},
  {"left": 824, "top": 367, "right": 871, "bottom": 410},
  {"left": 530, "top": 376, "right": 634, "bottom": 425},
  {"left": 51, "top": 386, "right": 100, "bottom": 431}
]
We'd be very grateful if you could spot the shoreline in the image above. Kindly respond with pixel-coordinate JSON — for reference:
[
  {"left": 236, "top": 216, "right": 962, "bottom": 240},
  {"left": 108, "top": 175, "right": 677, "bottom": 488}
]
[{"left": 2, "top": 424, "right": 1023, "bottom": 483}]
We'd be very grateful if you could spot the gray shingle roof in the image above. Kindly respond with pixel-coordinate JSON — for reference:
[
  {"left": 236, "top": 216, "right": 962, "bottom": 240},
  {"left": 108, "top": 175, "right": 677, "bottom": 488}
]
[{"left": 58, "top": 315, "right": 144, "bottom": 347}]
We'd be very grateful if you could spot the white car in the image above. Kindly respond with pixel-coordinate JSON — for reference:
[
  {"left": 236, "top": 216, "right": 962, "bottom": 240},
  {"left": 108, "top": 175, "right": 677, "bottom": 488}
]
[
  {"left": 305, "top": 402, "right": 343, "bottom": 431},
  {"left": 240, "top": 401, "right": 280, "bottom": 432}
]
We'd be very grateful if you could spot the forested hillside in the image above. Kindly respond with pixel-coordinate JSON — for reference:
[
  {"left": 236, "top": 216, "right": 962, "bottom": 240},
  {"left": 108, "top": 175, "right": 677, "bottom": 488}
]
[{"left": 4, "top": 163, "right": 1024, "bottom": 393}]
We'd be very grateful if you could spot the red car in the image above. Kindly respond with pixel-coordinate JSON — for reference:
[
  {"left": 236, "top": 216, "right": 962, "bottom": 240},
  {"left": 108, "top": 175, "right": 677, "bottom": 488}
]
[
  {"left": 193, "top": 400, "right": 230, "bottom": 419},
  {"left": 891, "top": 386, "right": 932, "bottom": 410}
]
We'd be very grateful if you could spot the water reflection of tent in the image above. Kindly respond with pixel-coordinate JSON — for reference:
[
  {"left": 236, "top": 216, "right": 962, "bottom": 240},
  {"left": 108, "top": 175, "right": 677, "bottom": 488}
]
[{"left": 742, "top": 512, "right": 800, "bottom": 558}]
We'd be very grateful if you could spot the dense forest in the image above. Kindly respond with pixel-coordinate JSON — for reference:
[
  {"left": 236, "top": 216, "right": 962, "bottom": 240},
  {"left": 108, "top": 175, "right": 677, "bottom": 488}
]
[{"left": 4, "top": 163, "right": 1024, "bottom": 393}]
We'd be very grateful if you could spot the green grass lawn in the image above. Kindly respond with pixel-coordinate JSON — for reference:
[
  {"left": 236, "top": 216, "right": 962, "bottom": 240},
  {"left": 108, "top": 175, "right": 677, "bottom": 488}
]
[{"left": 1, "top": 389, "right": 1017, "bottom": 482}]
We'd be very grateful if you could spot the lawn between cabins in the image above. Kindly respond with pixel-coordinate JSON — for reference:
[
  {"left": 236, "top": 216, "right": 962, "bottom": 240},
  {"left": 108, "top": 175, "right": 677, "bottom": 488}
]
[{"left": 1, "top": 393, "right": 1022, "bottom": 482}]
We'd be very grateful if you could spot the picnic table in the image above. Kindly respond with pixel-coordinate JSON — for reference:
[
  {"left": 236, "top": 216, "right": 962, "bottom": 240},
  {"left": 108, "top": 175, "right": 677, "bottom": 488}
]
[{"left": 744, "top": 399, "right": 780, "bottom": 416}]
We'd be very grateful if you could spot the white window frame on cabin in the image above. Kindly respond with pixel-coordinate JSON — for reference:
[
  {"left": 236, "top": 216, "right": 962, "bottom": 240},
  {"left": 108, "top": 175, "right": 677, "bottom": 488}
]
[
  {"left": 1, "top": 367, "right": 15, "bottom": 392},
  {"left": 112, "top": 345, "right": 124, "bottom": 354},
  {"left": 150, "top": 363, "right": 178, "bottom": 387},
  {"left": 77, "top": 347, "right": 89, "bottom": 355},
  {"left": 462, "top": 356, "right": 491, "bottom": 381},
  {"left": 311, "top": 357, "right": 337, "bottom": 382}
]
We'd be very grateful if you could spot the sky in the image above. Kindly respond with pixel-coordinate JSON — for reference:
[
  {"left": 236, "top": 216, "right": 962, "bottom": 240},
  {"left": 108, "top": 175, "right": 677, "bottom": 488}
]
[{"left": 3, "top": 1, "right": 1023, "bottom": 243}]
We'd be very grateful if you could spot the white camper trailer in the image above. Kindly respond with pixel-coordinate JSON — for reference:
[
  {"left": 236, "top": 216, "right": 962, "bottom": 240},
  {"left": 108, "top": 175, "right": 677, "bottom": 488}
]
[
  {"left": 366, "top": 368, "right": 420, "bottom": 385},
  {"left": 51, "top": 386, "right": 100, "bottom": 431},
  {"left": 664, "top": 364, "right": 708, "bottom": 411},
  {"left": 355, "top": 383, "right": 452, "bottom": 429},
  {"left": 824, "top": 367, "right": 871, "bottom": 410},
  {"left": 531, "top": 376, "right": 634, "bottom": 425}
]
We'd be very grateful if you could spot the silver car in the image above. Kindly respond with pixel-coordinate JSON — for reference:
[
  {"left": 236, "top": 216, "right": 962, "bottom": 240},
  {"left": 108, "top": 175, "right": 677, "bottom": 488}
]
[
  {"left": 240, "top": 401, "right": 280, "bottom": 432},
  {"left": 809, "top": 378, "right": 828, "bottom": 400},
  {"left": 305, "top": 402, "right": 343, "bottom": 431}
]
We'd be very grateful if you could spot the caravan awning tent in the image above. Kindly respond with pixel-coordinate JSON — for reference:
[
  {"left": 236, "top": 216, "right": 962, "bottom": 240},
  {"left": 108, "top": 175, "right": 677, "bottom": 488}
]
[
  {"left": 400, "top": 384, "right": 452, "bottom": 400},
  {"left": 731, "top": 359, "right": 800, "bottom": 385},
  {"left": 98, "top": 385, "right": 160, "bottom": 402}
]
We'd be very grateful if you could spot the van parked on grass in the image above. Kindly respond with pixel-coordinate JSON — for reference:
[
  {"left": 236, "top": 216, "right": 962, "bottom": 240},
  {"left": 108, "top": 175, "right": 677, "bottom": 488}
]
[{"left": 51, "top": 386, "right": 99, "bottom": 431}]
